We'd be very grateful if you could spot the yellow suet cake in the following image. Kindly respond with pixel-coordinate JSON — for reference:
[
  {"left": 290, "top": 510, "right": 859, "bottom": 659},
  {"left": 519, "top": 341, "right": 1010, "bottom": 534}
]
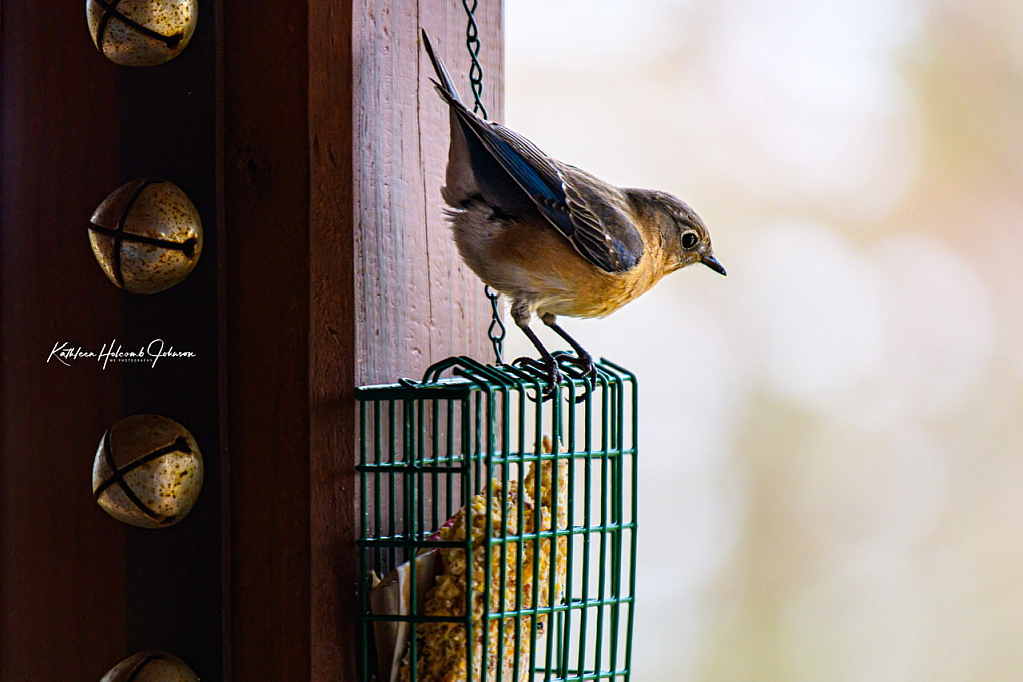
[{"left": 402, "top": 442, "right": 570, "bottom": 681}]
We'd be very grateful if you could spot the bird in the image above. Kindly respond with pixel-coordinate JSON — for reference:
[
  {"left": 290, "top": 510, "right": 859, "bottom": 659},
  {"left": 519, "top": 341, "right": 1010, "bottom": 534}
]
[{"left": 422, "top": 30, "right": 725, "bottom": 398}]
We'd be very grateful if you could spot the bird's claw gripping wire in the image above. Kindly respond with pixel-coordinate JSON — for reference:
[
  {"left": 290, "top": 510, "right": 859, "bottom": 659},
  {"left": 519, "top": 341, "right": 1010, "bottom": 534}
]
[
  {"left": 557, "top": 352, "right": 599, "bottom": 402},
  {"left": 512, "top": 354, "right": 564, "bottom": 402},
  {"left": 513, "top": 352, "right": 597, "bottom": 403}
]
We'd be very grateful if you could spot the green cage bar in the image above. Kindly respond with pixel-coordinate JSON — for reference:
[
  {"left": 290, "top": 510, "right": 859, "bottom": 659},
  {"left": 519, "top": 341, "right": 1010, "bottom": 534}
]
[{"left": 356, "top": 355, "right": 638, "bottom": 682}]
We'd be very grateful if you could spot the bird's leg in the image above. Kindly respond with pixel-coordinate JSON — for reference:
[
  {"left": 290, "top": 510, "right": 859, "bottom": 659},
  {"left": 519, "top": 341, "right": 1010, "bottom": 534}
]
[
  {"left": 540, "top": 312, "right": 599, "bottom": 392},
  {"left": 510, "top": 302, "right": 563, "bottom": 400}
]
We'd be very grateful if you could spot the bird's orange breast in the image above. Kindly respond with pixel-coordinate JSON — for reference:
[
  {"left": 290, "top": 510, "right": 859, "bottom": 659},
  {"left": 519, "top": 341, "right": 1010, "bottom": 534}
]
[{"left": 452, "top": 210, "right": 667, "bottom": 320}]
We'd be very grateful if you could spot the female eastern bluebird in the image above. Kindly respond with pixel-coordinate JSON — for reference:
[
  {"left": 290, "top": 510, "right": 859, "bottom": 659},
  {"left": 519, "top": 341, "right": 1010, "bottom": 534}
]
[{"left": 422, "top": 30, "right": 725, "bottom": 396}]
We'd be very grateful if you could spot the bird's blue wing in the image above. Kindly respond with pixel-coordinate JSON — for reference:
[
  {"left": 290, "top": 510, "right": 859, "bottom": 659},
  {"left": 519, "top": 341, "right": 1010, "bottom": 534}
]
[
  {"left": 470, "top": 118, "right": 644, "bottom": 273},
  {"left": 422, "top": 30, "right": 643, "bottom": 273}
]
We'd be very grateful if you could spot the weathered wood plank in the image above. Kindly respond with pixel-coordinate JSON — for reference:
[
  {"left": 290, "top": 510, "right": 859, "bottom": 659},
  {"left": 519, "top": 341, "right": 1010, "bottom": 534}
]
[{"left": 353, "top": 1, "right": 503, "bottom": 387}]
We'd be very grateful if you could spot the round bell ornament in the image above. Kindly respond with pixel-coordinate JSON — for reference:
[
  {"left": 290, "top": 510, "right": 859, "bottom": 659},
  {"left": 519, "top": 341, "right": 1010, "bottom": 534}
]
[
  {"left": 93, "top": 414, "right": 204, "bottom": 529},
  {"left": 86, "top": 0, "right": 198, "bottom": 67},
  {"left": 88, "top": 178, "right": 203, "bottom": 294},
  {"left": 100, "top": 651, "right": 199, "bottom": 681}
]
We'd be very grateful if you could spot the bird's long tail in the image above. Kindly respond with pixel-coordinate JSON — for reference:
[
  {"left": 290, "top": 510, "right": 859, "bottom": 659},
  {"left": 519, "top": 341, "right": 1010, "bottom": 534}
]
[{"left": 421, "top": 29, "right": 464, "bottom": 106}]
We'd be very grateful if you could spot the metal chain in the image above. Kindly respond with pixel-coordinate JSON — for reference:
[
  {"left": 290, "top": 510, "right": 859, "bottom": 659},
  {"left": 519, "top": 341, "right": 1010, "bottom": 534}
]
[
  {"left": 463, "top": 0, "right": 505, "bottom": 363},
  {"left": 462, "top": 0, "right": 489, "bottom": 118},
  {"left": 484, "top": 285, "right": 506, "bottom": 364}
]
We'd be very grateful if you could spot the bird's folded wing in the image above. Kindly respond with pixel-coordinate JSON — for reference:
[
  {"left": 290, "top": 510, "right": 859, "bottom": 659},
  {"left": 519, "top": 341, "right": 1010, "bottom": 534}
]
[
  {"left": 421, "top": 30, "right": 643, "bottom": 273},
  {"left": 457, "top": 112, "right": 645, "bottom": 274}
]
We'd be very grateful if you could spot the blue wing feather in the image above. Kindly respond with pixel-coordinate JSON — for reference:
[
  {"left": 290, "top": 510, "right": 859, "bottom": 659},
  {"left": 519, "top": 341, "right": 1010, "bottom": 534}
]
[{"left": 422, "top": 30, "right": 644, "bottom": 274}]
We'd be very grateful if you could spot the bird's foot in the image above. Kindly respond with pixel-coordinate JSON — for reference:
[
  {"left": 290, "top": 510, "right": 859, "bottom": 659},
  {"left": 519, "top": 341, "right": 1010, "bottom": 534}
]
[
  {"left": 557, "top": 351, "right": 599, "bottom": 402},
  {"left": 512, "top": 355, "right": 564, "bottom": 402},
  {"left": 512, "top": 352, "right": 599, "bottom": 402}
]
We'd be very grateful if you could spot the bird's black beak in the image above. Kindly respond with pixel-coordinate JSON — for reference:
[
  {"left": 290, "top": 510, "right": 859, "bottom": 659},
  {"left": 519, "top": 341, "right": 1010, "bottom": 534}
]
[{"left": 701, "top": 254, "right": 727, "bottom": 276}]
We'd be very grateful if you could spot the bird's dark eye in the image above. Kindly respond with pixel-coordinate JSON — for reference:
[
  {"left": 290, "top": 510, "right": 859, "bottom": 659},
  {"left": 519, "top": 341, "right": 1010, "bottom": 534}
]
[{"left": 681, "top": 232, "right": 698, "bottom": 249}]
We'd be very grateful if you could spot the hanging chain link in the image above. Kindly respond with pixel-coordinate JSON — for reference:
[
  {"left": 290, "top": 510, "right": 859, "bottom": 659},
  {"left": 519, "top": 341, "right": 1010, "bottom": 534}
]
[
  {"left": 484, "top": 285, "right": 505, "bottom": 364},
  {"left": 462, "top": 0, "right": 505, "bottom": 364},
  {"left": 462, "top": 0, "right": 489, "bottom": 119}
]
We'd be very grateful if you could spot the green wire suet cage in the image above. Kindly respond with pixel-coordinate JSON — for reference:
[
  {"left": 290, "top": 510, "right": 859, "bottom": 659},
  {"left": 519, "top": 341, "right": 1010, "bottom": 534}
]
[{"left": 356, "top": 355, "right": 638, "bottom": 681}]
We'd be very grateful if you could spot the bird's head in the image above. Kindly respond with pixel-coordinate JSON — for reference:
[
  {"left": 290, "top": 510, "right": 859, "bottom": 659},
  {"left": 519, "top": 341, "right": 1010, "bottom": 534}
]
[{"left": 633, "top": 190, "right": 726, "bottom": 276}]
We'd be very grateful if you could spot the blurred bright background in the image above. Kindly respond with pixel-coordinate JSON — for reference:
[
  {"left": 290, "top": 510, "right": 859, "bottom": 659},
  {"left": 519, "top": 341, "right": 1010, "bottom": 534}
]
[{"left": 505, "top": 1, "right": 1023, "bottom": 680}]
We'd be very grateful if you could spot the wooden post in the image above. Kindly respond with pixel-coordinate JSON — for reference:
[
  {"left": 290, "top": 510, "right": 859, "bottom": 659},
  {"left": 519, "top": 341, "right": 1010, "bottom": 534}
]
[
  {"left": 0, "top": 3, "right": 126, "bottom": 678},
  {"left": 225, "top": 1, "right": 502, "bottom": 679}
]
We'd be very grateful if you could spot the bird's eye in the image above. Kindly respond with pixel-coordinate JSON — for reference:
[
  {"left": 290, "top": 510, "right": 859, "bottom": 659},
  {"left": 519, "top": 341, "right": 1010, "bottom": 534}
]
[{"left": 681, "top": 232, "right": 698, "bottom": 249}]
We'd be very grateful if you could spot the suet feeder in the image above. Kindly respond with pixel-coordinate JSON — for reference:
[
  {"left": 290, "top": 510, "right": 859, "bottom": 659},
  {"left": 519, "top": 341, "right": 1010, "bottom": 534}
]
[
  {"left": 99, "top": 650, "right": 199, "bottom": 681},
  {"left": 357, "top": 356, "right": 638, "bottom": 681},
  {"left": 86, "top": 0, "right": 198, "bottom": 67},
  {"left": 93, "top": 414, "right": 204, "bottom": 529},
  {"left": 89, "top": 178, "right": 203, "bottom": 294}
]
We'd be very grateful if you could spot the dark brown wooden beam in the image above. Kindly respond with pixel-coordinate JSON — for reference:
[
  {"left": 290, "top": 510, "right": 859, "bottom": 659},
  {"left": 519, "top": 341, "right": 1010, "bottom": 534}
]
[
  {"left": 309, "top": 1, "right": 356, "bottom": 678},
  {"left": 223, "top": 0, "right": 313, "bottom": 678},
  {"left": 0, "top": 3, "right": 126, "bottom": 679}
]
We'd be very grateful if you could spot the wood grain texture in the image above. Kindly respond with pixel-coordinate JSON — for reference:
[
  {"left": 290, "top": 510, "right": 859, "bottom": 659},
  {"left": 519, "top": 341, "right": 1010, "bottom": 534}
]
[
  {"left": 353, "top": 1, "right": 503, "bottom": 386},
  {"left": 223, "top": 0, "right": 313, "bottom": 679},
  {"left": 0, "top": 2, "right": 126, "bottom": 679},
  {"left": 310, "top": 2, "right": 502, "bottom": 678},
  {"left": 309, "top": 0, "right": 357, "bottom": 680},
  {"left": 227, "top": 2, "right": 501, "bottom": 679}
]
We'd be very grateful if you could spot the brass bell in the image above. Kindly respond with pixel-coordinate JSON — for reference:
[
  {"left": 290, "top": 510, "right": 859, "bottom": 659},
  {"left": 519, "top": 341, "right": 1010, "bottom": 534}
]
[
  {"left": 86, "top": 0, "right": 198, "bottom": 67},
  {"left": 93, "top": 414, "right": 204, "bottom": 529},
  {"left": 100, "top": 651, "right": 199, "bottom": 681},
  {"left": 89, "top": 178, "right": 203, "bottom": 294}
]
